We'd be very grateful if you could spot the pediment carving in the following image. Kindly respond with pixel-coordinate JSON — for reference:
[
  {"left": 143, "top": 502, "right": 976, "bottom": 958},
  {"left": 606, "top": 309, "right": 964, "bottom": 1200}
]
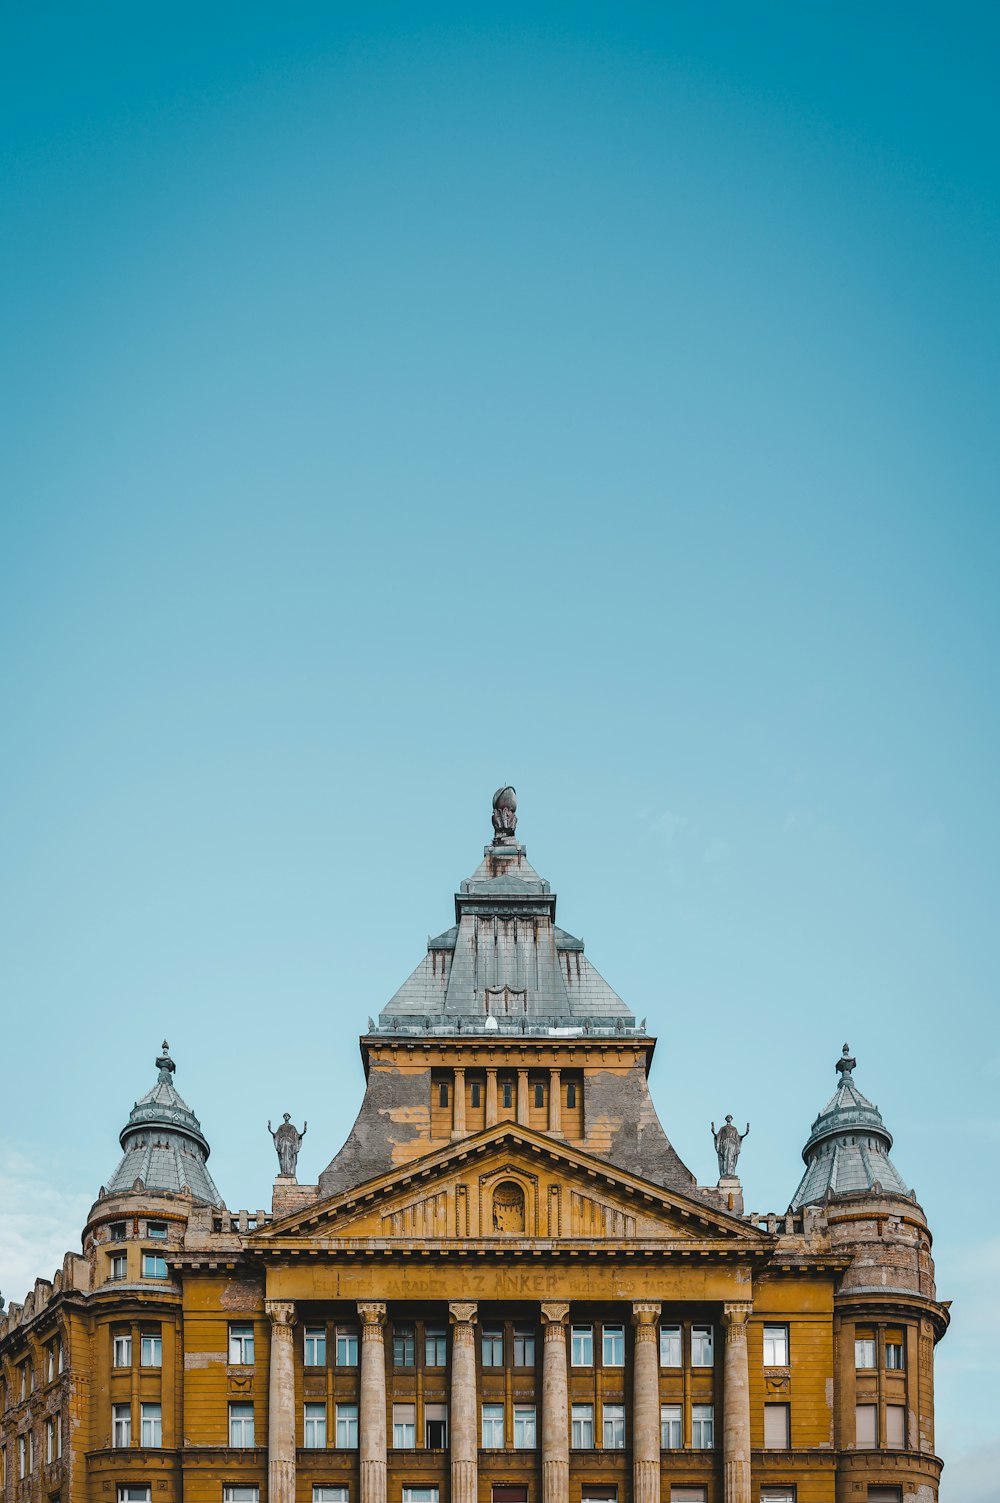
[{"left": 255, "top": 1124, "right": 771, "bottom": 1250}]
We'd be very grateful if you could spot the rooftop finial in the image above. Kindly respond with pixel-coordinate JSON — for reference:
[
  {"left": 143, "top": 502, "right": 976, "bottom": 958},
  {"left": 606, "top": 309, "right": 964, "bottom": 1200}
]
[
  {"left": 491, "top": 786, "right": 517, "bottom": 844},
  {"left": 836, "top": 1043, "right": 856, "bottom": 1078},
  {"left": 156, "top": 1041, "right": 176, "bottom": 1082}
]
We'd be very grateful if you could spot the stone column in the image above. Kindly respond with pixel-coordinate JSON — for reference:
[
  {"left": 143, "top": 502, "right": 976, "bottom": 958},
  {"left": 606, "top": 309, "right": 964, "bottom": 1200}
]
[
  {"left": 266, "top": 1299, "right": 296, "bottom": 1503},
  {"left": 486, "top": 1068, "right": 498, "bottom": 1126},
  {"left": 517, "top": 1069, "right": 530, "bottom": 1125},
  {"left": 722, "top": 1303, "right": 752, "bottom": 1503},
  {"left": 631, "top": 1302, "right": 662, "bottom": 1503},
  {"left": 548, "top": 1069, "right": 562, "bottom": 1134},
  {"left": 540, "top": 1302, "right": 570, "bottom": 1503},
  {"left": 449, "top": 1302, "right": 478, "bottom": 1503},
  {"left": 358, "top": 1302, "right": 388, "bottom": 1503},
  {"left": 452, "top": 1068, "right": 467, "bottom": 1137}
]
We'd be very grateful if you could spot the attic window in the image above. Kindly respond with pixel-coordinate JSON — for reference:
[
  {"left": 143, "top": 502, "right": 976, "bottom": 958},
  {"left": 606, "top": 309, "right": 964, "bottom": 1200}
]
[
  {"left": 566, "top": 1082, "right": 577, "bottom": 1109},
  {"left": 470, "top": 1082, "right": 481, "bottom": 1108},
  {"left": 438, "top": 1082, "right": 449, "bottom": 1108},
  {"left": 534, "top": 1083, "right": 545, "bottom": 1108},
  {"left": 501, "top": 1082, "right": 513, "bottom": 1109}
]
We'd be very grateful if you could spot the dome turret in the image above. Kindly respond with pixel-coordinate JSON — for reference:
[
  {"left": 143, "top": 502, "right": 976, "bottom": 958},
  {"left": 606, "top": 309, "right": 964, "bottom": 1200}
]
[
  {"left": 789, "top": 1044, "right": 913, "bottom": 1210},
  {"left": 103, "top": 1042, "right": 222, "bottom": 1205}
]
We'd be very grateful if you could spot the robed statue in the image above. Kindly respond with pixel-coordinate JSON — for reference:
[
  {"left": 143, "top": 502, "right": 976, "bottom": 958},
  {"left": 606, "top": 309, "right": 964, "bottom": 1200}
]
[
  {"left": 492, "top": 786, "right": 517, "bottom": 841},
  {"left": 711, "top": 1115, "right": 749, "bottom": 1178},
  {"left": 268, "top": 1113, "right": 307, "bottom": 1177}
]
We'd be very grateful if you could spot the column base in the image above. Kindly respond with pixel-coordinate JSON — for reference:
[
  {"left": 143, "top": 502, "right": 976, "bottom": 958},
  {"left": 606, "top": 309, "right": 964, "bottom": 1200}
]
[
  {"left": 633, "top": 1458, "right": 660, "bottom": 1503},
  {"left": 269, "top": 1458, "right": 295, "bottom": 1503},
  {"left": 542, "top": 1458, "right": 569, "bottom": 1503},
  {"left": 451, "top": 1458, "right": 477, "bottom": 1503},
  {"left": 724, "top": 1457, "right": 750, "bottom": 1503},
  {"left": 360, "top": 1459, "right": 387, "bottom": 1503}
]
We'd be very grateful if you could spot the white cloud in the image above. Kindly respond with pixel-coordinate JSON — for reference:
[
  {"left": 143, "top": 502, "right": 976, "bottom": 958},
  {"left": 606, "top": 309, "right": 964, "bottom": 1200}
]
[{"left": 0, "top": 1149, "right": 90, "bottom": 1308}]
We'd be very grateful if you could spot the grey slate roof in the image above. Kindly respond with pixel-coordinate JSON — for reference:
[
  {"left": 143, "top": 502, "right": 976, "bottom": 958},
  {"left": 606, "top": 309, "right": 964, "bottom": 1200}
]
[
  {"left": 789, "top": 1045, "right": 913, "bottom": 1210},
  {"left": 378, "top": 839, "right": 636, "bottom": 1035},
  {"left": 104, "top": 1044, "right": 222, "bottom": 1205}
]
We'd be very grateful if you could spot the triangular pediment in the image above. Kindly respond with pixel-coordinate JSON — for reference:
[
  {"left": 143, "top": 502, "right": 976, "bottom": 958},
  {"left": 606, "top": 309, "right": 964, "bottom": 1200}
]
[{"left": 253, "top": 1125, "right": 771, "bottom": 1251}]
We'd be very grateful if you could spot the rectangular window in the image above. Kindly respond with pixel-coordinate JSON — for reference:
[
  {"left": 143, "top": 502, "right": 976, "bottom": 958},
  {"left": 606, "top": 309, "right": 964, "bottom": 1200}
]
[
  {"left": 304, "top": 1403, "right": 327, "bottom": 1448},
  {"left": 304, "top": 1326, "right": 327, "bottom": 1366},
  {"left": 566, "top": 1082, "right": 577, "bottom": 1108},
  {"left": 660, "top": 1404, "right": 682, "bottom": 1449},
  {"left": 146, "top": 1222, "right": 168, "bottom": 1240},
  {"left": 58, "top": 1340, "right": 64, "bottom": 1373},
  {"left": 46, "top": 1418, "right": 55, "bottom": 1463},
  {"left": 470, "top": 1082, "right": 481, "bottom": 1108},
  {"left": 113, "top": 1333, "right": 132, "bottom": 1368},
  {"left": 140, "top": 1403, "right": 162, "bottom": 1447},
  {"left": 571, "top": 1403, "right": 594, "bottom": 1449},
  {"left": 602, "top": 1324, "right": 625, "bottom": 1366},
  {"left": 513, "top": 1326, "right": 536, "bottom": 1366},
  {"left": 691, "top": 1325, "right": 714, "bottom": 1366},
  {"left": 571, "top": 1324, "right": 593, "bottom": 1366},
  {"left": 336, "top": 1326, "right": 359, "bottom": 1366},
  {"left": 482, "top": 1403, "right": 504, "bottom": 1447},
  {"left": 513, "top": 1405, "right": 536, "bottom": 1449},
  {"left": 439, "top": 1081, "right": 449, "bottom": 1107},
  {"left": 867, "top": 1492, "right": 902, "bottom": 1503},
  {"left": 112, "top": 1404, "right": 131, "bottom": 1447},
  {"left": 392, "top": 1403, "right": 416, "bottom": 1448},
  {"left": 481, "top": 1327, "right": 504, "bottom": 1366},
  {"left": 314, "top": 1492, "right": 349, "bottom": 1502},
  {"left": 763, "top": 1404, "right": 789, "bottom": 1449},
  {"left": 140, "top": 1331, "right": 162, "bottom": 1367},
  {"left": 494, "top": 1490, "right": 528, "bottom": 1503},
  {"left": 402, "top": 1491, "right": 439, "bottom": 1503},
  {"left": 534, "top": 1082, "right": 545, "bottom": 1107},
  {"left": 336, "top": 1402, "right": 358, "bottom": 1448},
  {"left": 111, "top": 1253, "right": 127, "bottom": 1280},
  {"left": 581, "top": 1492, "right": 616, "bottom": 1503},
  {"left": 763, "top": 1326, "right": 788, "bottom": 1366},
  {"left": 56, "top": 1412, "right": 62, "bottom": 1458},
  {"left": 760, "top": 1493, "right": 796, "bottom": 1502},
  {"left": 229, "top": 1402, "right": 255, "bottom": 1447},
  {"left": 885, "top": 1329, "right": 905, "bottom": 1370},
  {"left": 855, "top": 1327, "right": 876, "bottom": 1369},
  {"left": 109, "top": 1221, "right": 127, "bottom": 1241},
  {"left": 501, "top": 1081, "right": 513, "bottom": 1108},
  {"left": 393, "top": 1324, "right": 415, "bottom": 1367},
  {"left": 886, "top": 1405, "right": 906, "bottom": 1448},
  {"left": 855, "top": 1404, "right": 877, "bottom": 1447},
  {"left": 425, "top": 1327, "right": 447, "bottom": 1366},
  {"left": 18, "top": 1436, "right": 26, "bottom": 1479},
  {"left": 229, "top": 1324, "right": 255, "bottom": 1365},
  {"left": 118, "top": 1490, "right": 153, "bottom": 1503},
  {"left": 46, "top": 1343, "right": 57, "bottom": 1382},
  {"left": 425, "top": 1403, "right": 448, "bottom": 1448},
  {"left": 141, "top": 1254, "right": 167, "bottom": 1279},
  {"left": 28, "top": 1433, "right": 33, "bottom": 1472},
  {"left": 602, "top": 1402, "right": 625, "bottom": 1449},
  {"left": 223, "top": 1491, "right": 260, "bottom": 1502},
  {"left": 659, "top": 1324, "right": 681, "bottom": 1367},
  {"left": 670, "top": 1493, "right": 707, "bottom": 1503},
  {"left": 691, "top": 1404, "right": 714, "bottom": 1449}
]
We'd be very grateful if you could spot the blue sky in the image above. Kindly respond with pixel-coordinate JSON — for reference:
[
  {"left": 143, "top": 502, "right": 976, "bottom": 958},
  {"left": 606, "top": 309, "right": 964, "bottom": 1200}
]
[{"left": 2, "top": 6, "right": 998, "bottom": 1496}]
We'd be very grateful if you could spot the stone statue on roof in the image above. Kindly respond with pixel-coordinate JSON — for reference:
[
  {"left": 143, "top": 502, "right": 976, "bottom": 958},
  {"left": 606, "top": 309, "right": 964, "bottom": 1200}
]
[
  {"left": 711, "top": 1115, "right": 749, "bottom": 1178},
  {"left": 268, "top": 1113, "right": 307, "bottom": 1178},
  {"left": 491, "top": 786, "right": 517, "bottom": 842}
]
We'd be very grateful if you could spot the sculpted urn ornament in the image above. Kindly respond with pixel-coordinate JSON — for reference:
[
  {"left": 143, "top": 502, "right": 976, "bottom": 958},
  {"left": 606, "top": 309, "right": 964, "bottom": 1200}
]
[
  {"left": 711, "top": 1114, "right": 749, "bottom": 1179},
  {"left": 491, "top": 786, "right": 517, "bottom": 843},
  {"left": 268, "top": 1113, "right": 307, "bottom": 1178}
]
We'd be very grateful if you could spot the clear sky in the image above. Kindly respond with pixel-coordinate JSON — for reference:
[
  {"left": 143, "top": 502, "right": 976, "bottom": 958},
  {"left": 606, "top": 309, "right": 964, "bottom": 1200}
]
[{"left": 2, "top": 5, "right": 998, "bottom": 1497}]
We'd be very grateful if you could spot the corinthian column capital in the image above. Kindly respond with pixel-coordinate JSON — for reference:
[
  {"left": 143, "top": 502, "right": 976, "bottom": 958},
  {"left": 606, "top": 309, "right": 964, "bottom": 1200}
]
[
  {"left": 358, "top": 1301, "right": 387, "bottom": 1333},
  {"left": 631, "top": 1301, "right": 661, "bottom": 1340},
  {"left": 265, "top": 1299, "right": 296, "bottom": 1328}
]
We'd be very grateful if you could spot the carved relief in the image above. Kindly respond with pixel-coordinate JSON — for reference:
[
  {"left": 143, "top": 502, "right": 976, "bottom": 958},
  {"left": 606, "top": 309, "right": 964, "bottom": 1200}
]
[{"left": 568, "top": 1189, "right": 635, "bottom": 1238}]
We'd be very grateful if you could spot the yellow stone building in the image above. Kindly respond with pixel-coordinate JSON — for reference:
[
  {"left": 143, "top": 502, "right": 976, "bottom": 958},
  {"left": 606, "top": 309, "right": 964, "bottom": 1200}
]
[{"left": 0, "top": 794, "right": 949, "bottom": 1503}]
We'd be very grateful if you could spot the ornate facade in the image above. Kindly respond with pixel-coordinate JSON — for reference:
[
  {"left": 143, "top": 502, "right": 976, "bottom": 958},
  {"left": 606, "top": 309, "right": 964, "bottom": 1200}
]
[{"left": 0, "top": 797, "right": 949, "bottom": 1503}]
